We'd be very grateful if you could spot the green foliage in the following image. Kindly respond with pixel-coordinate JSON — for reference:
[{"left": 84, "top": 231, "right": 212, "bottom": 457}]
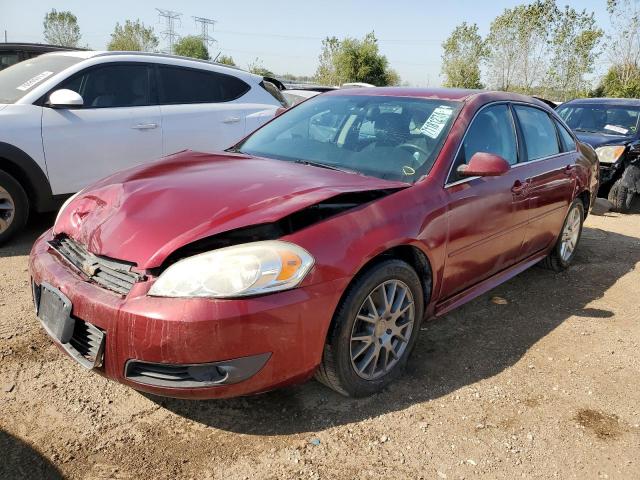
[
  {"left": 597, "top": 63, "right": 640, "bottom": 97},
  {"left": 315, "top": 32, "right": 399, "bottom": 86},
  {"left": 546, "top": 6, "right": 603, "bottom": 101},
  {"left": 107, "top": 20, "right": 158, "bottom": 52},
  {"left": 441, "top": 22, "right": 486, "bottom": 89},
  {"left": 174, "top": 36, "right": 210, "bottom": 60},
  {"left": 43, "top": 9, "right": 81, "bottom": 47},
  {"left": 247, "top": 58, "right": 274, "bottom": 77},
  {"left": 216, "top": 55, "right": 236, "bottom": 66}
]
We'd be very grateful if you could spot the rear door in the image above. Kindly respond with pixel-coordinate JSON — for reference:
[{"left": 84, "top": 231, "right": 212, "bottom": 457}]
[
  {"left": 157, "top": 66, "right": 258, "bottom": 154},
  {"left": 511, "top": 105, "right": 576, "bottom": 259},
  {"left": 42, "top": 62, "right": 162, "bottom": 194},
  {"left": 441, "top": 103, "right": 529, "bottom": 299}
]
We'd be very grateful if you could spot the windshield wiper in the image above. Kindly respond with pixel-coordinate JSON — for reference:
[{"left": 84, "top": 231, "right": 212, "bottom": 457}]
[
  {"left": 574, "top": 128, "right": 601, "bottom": 134},
  {"left": 292, "top": 159, "right": 359, "bottom": 175}
]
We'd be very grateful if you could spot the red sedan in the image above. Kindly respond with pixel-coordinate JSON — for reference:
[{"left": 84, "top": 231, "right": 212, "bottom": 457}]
[{"left": 29, "top": 88, "right": 598, "bottom": 398}]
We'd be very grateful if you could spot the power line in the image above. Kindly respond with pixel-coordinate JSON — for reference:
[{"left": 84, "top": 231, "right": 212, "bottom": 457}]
[
  {"left": 193, "top": 16, "right": 217, "bottom": 49},
  {"left": 156, "top": 8, "right": 182, "bottom": 54}
]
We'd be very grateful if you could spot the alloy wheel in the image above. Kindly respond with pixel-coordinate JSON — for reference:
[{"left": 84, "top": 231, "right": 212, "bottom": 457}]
[
  {"left": 560, "top": 206, "right": 581, "bottom": 262},
  {"left": 0, "top": 186, "right": 15, "bottom": 235},
  {"left": 349, "top": 279, "right": 415, "bottom": 380}
]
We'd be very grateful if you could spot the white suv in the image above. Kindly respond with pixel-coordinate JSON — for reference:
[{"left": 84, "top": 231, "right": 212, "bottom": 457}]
[{"left": 0, "top": 51, "right": 287, "bottom": 243}]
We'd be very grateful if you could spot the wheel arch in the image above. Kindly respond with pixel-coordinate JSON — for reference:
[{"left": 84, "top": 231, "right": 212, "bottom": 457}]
[{"left": 0, "top": 142, "right": 56, "bottom": 212}]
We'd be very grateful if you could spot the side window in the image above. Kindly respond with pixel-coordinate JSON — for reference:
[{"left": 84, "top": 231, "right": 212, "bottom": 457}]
[
  {"left": 449, "top": 104, "right": 518, "bottom": 182},
  {"left": 158, "top": 66, "right": 250, "bottom": 104},
  {"left": 554, "top": 119, "right": 576, "bottom": 152},
  {"left": 513, "top": 105, "right": 560, "bottom": 161},
  {"left": 58, "top": 64, "right": 152, "bottom": 108}
]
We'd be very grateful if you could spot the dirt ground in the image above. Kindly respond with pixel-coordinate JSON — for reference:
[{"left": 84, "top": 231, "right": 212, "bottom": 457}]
[{"left": 1, "top": 202, "right": 639, "bottom": 480}]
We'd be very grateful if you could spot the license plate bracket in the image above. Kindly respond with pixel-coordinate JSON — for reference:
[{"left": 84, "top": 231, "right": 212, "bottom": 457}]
[{"left": 37, "top": 283, "right": 75, "bottom": 344}]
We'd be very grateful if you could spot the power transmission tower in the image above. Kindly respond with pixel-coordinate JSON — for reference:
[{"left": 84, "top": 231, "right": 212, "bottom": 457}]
[
  {"left": 156, "top": 8, "right": 182, "bottom": 54},
  {"left": 193, "top": 16, "right": 217, "bottom": 49}
]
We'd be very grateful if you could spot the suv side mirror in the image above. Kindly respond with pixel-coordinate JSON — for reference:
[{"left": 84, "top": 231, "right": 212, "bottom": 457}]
[
  {"left": 47, "top": 89, "right": 84, "bottom": 108},
  {"left": 458, "top": 152, "right": 511, "bottom": 177}
]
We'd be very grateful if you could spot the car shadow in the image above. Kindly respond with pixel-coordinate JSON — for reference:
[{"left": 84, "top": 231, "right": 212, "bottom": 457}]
[
  {"left": 150, "top": 226, "right": 639, "bottom": 435},
  {"left": 0, "top": 430, "right": 63, "bottom": 480},
  {"left": 0, "top": 213, "right": 55, "bottom": 258}
]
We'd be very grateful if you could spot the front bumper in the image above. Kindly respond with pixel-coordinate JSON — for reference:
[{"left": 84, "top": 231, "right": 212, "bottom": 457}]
[{"left": 29, "top": 229, "right": 349, "bottom": 399}]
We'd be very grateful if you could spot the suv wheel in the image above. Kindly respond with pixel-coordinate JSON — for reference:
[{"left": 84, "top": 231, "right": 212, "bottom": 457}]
[
  {"left": 315, "top": 259, "right": 424, "bottom": 397},
  {"left": 608, "top": 178, "right": 634, "bottom": 213},
  {"left": 540, "top": 199, "right": 584, "bottom": 272},
  {"left": 0, "top": 170, "right": 29, "bottom": 245}
]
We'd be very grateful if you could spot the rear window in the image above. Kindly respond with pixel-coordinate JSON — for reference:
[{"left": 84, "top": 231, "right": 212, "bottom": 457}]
[
  {"left": 0, "top": 54, "right": 82, "bottom": 103},
  {"left": 158, "top": 66, "right": 250, "bottom": 104},
  {"left": 513, "top": 105, "right": 560, "bottom": 161}
]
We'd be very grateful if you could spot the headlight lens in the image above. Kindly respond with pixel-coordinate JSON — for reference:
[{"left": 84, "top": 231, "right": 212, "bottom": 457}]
[
  {"left": 54, "top": 190, "right": 82, "bottom": 227},
  {"left": 148, "top": 240, "right": 314, "bottom": 298},
  {"left": 595, "top": 146, "right": 625, "bottom": 164}
]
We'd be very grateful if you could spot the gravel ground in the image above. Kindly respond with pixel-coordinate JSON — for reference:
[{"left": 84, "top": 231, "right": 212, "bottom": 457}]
[{"left": 1, "top": 203, "right": 639, "bottom": 480}]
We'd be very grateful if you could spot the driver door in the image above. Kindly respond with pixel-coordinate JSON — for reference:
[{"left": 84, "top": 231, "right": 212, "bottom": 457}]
[{"left": 440, "top": 103, "right": 529, "bottom": 299}]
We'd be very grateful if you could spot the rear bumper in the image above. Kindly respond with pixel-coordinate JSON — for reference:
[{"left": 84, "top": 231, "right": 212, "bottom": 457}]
[{"left": 29, "top": 229, "right": 349, "bottom": 399}]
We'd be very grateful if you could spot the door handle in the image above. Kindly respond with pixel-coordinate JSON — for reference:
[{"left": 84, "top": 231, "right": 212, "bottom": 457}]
[
  {"left": 511, "top": 180, "right": 529, "bottom": 195},
  {"left": 222, "top": 116, "right": 241, "bottom": 124},
  {"left": 563, "top": 165, "right": 574, "bottom": 175},
  {"left": 132, "top": 123, "right": 158, "bottom": 130}
]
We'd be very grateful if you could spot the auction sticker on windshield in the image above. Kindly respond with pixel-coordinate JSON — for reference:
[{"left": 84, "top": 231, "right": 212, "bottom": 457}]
[
  {"left": 421, "top": 105, "right": 454, "bottom": 138},
  {"left": 16, "top": 71, "right": 54, "bottom": 91}
]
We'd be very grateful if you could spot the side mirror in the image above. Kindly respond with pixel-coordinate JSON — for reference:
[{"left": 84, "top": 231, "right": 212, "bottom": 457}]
[
  {"left": 47, "top": 89, "right": 84, "bottom": 108},
  {"left": 458, "top": 152, "right": 511, "bottom": 177}
]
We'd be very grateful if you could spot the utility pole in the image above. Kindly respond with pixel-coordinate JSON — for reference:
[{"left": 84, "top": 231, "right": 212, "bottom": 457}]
[
  {"left": 156, "top": 8, "right": 182, "bottom": 54},
  {"left": 193, "top": 16, "right": 216, "bottom": 49}
]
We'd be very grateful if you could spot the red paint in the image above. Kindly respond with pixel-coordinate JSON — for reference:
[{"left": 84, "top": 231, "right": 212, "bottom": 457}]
[
  {"left": 30, "top": 89, "right": 599, "bottom": 399},
  {"left": 460, "top": 152, "right": 511, "bottom": 177}
]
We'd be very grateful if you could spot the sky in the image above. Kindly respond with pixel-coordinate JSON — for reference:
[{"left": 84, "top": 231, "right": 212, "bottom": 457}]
[{"left": 0, "top": 0, "right": 613, "bottom": 86}]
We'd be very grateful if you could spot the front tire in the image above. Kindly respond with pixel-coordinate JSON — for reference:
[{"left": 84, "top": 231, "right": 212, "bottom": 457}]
[
  {"left": 608, "top": 178, "right": 634, "bottom": 213},
  {"left": 316, "top": 259, "right": 424, "bottom": 397},
  {"left": 0, "top": 170, "right": 29, "bottom": 245},
  {"left": 540, "top": 199, "right": 584, "bottom": 272}
]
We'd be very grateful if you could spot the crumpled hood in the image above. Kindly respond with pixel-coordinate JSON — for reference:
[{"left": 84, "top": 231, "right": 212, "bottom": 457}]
[
  {"left": 575, "top": 132, "right": 630, "bottom": 149},
  {"left": 54, "top": 151, "right": 408, "bottom": 268}
]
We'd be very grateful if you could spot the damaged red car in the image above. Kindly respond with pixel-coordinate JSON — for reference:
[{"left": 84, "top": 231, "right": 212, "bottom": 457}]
[{"left": 29, "top": 88, "right": 599, "bottom": 399}]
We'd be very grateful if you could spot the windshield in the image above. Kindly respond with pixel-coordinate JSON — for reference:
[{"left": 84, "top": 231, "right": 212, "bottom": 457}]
[
  {"left": 236, "top": 95, "right": 461, "bottom": 182},
  {"left": 557, "top": 103, "right": 640, "bottom": 137},
  {"left": 0, "top": 54, "right": 82, "bottom": 104}
]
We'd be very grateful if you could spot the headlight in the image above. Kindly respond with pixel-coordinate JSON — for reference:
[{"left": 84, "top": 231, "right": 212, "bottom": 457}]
[
  {"left": 54, "top": 190, "right": 82, "bottom": 227},
  {"left": 148, "top": 240, "right": 314, "bottom": 298},
  {"left": 595, "top": 146, "right": 625, "bottom": 164}
]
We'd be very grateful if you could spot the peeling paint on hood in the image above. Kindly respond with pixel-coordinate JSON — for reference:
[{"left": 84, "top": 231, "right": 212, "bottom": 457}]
[{"left": 53, "top": 151, "right": 409, "bottom": 269}]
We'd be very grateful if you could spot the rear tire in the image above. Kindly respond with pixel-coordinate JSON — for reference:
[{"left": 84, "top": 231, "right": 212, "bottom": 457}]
[
  {"left": 540, "top": 199, "right": 584, "bottom": 272},
  {"left": 315, "top": 259, "right": 424, "bottom": 397},
  {"left": 0, "top": 170, "right": 29, "bottom": 246},
  {"left": 608, "top": 178, "right": 634, "bottom": 213}
]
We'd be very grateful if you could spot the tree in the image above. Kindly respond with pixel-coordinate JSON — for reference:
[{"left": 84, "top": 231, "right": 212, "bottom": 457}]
[
  {"left": 315, "top": 32, "right": 399, "bottom": 86},
  {"left": 597, "top": 63, "right": 640, "bottom": 97},
  {"left": 545, "top": 6, "right": 603, "bottom": 100},
  {"left": 603, "top": 0, "right": 640, "bottom": 94},
  {"left": 485, "top": 1, "right": 558, "bottom": 92},
  {"left": 315, "top": 36, "right": 341, "bottom": 86},
  {"left": 441, "top": 22, "right": 486, "bottom": 89},
  {"left": 248, "top": 58, "right": 274, "bottom": 77},
  {"left": 173, "top": 36, "right": 209, "bottom": 60},
  {"left": 43, "top": 9, "right": 81, "bottom": 47},
  {"left": 107, "top": 20, "right": 158, "bottom": 52},
  {"left": 216, "top": 55, "right": 236, "bottom": 66}
]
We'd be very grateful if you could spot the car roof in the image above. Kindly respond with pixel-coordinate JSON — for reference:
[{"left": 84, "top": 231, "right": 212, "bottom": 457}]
[
  {"left": 324, "top": 87, "right": 549, "bottom": 106},
  {"left": 562, "top": 97, "right": 640, "bottom": 107},
  {"left": 0, "top": 42, "right": 87, "bottom": 52}
]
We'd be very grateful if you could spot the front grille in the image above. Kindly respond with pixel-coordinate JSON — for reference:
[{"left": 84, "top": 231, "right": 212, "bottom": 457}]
[
  {"left": 70, "top": 320, "right": 104, "bottom": 365},
  {"left": 49, "top": 236, "right": 143, "bottom": 295}
]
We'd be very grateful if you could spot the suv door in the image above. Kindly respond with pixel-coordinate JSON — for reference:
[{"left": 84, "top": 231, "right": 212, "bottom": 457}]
[
  {"left": 156, "top": 66, "right": 255, "bottom": 155},
  {"left": 440, "top": 103, "right": 529, "bottom": 299},
  {"left": 511, "top": 105, "right": 576, "bottom": 259},
  {"left": 41, "top": 62, "right": 162, "bottom": 194}
]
